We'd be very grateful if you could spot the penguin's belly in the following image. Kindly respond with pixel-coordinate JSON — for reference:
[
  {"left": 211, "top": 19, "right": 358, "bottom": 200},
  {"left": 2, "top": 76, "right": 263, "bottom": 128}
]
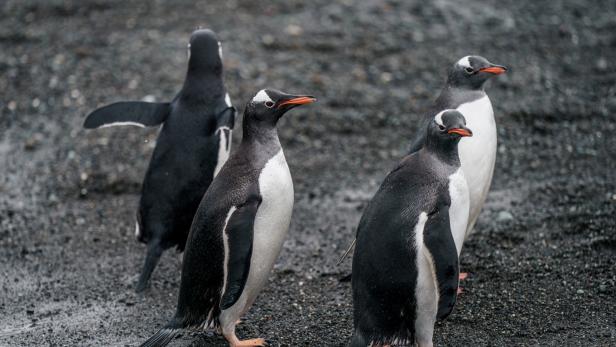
[
  {"left": 227, "top": 149, "right": 294, "bottom": 315},
  {"left": 456, "top": 95, "right": 497, "bottom": 235},
  {"left": 213, "top": 127, "right": 232, "bottom": 177},
  {"left": 448, "top": 168, "right": 470, "bottom": 254}
]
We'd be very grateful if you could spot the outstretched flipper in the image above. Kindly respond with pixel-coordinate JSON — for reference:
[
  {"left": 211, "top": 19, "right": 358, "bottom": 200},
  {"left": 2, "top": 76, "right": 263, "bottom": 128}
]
[
  {"left": 83, "top": 101, "right": 171, "bottom": 129},
  {"left": 423, "top": 203, "right": 460, "bottom": 320},
  {"left": 220, "top": 197, "right": 261, "bottom": 310},
  {"left": 136, "top": 240, "right": 163, "bottom": 293}
]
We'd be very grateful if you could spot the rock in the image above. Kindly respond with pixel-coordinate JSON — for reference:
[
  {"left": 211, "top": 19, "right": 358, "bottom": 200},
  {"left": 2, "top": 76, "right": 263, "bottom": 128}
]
[{"left": 497, "top": 211, "right": 514, "bottom": 222}]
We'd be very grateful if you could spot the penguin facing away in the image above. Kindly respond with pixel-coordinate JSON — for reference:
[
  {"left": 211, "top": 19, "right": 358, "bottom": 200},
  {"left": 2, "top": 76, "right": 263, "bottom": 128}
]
[
  {"left": 409, "top": 55, "right": 506, "bottom": 238},
  {"left": 83, "top": 29, "right": 237, "bottom": 292},
  {"left": 139, "top": 89, "right": 316, "bottom": 347},
  {"left": 351, "top": 110, "right": 472, "bottom": 347}
]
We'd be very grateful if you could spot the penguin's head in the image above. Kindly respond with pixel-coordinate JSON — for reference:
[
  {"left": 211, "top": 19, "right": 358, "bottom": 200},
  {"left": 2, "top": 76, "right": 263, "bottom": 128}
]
[
  {"left": 447, "top": 55, "right": 507, "bottom": 90},
  {"left": 244, "top": 89, "right": 316, "bottom": 127},
  {"left": 428, "top": 109, "right": 473, "bottom": 146},
  {"left": 187, "top": 28, "right": 223, "bottom": 75}
]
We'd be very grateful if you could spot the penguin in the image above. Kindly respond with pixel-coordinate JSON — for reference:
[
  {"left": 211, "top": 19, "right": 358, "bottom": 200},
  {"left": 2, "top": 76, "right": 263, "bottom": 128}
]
[
  {"left": 409, "top": 55, "right": 506, "bottom": 238},
  {"left": 139, "top": 89, "right": 316, "bottom": 347},
  {"left": 83, "top": 29, "right": 237, "bottom": 292},
  {"left": 350, "top": 110, "right": 472, "bottom": 347}
]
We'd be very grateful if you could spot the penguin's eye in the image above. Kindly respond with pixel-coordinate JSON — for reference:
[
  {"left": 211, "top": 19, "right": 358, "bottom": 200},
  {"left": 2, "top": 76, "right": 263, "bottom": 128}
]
[
  {"left": 264, "top": 101, "right": 275, "bottom": 108},
  {"left": 465, "top": 67, "right": 474, "bottom": 74},
  {"left": 438, "top": 124, "right": 446, "bottom": 131}
]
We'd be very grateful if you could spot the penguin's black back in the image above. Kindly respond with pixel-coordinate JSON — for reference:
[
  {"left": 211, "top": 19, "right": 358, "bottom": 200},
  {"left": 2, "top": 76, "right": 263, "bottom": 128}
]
[
  {"left": 138, "top": 91, "right": 230, "bottom": 250},
  {"left": 351, "top": 150, "right": 456, "bottom": 344}
]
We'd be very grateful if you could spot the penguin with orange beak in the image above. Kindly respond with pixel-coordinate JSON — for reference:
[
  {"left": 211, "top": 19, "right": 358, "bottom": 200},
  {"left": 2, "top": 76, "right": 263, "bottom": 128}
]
[
  {"left": 351, "top": 110, "right": 472, "bottom": 347},
  {"left": 409, "top": 55, "right": 507, "bottom": 239},
  {"left": 140, "top": 89, "right": 316, "bottom": 347}
]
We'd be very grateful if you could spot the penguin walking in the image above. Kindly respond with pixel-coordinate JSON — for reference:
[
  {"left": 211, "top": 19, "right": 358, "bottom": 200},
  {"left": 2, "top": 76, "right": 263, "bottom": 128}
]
[
  {"left": 83, "top": 29, "right": 236, "bottom": 292},
  {"left": 351, "top": 110, "right": 472, "bottom": 347},
  {"left": 409, "top": 56, "right": 506, "bottom": 238},
  {"left": 140, "top": 89, "right": 315, "bottom": 347}
]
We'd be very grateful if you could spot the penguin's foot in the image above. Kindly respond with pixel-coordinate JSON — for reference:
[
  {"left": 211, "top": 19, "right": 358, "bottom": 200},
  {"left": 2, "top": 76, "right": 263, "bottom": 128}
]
[
  {"left": 458, "top": 272, "right": 469, "bottom": 280},
  {"left": 229, "top": 337, "right": 266, "bottom": 347}
]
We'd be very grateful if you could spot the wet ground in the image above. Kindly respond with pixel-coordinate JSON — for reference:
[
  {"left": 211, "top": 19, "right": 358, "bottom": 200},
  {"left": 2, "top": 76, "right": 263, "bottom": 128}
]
[{"left": 1, "top": 0, "right": 615, "bottom": 346}]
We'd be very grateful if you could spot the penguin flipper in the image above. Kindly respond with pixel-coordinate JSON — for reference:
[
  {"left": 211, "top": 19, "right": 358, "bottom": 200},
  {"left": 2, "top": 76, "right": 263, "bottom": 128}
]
[
  {"left": 83, "top": 101, "right": 171, "bottom": 129},
  {"left": 216, "top": 106, "right": 237, "bottom": 129},
  {"left": 423, "top": 203, "right": 460, "bottom": 320},
  {"left": 220, "top": 197, "right": 262, "bottom": 310}
]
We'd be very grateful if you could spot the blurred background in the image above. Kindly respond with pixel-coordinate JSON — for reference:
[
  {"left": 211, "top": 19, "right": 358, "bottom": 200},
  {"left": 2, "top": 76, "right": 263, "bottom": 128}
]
[{"left": 0, "top": 0, "right": 615, "bottom": 345}]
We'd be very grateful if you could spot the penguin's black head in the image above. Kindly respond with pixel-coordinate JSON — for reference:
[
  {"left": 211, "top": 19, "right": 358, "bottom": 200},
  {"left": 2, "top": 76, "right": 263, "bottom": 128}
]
[
  {"left": 244, "top": 89, "right": 316, "bottom": 128},
  {"left": 427, "top": 109, "right": 472, "bottom": 148},
  {"left": 187, "top": 29, "right": 223, "bottom": 75},
  {"left": 447, "top": 55, "right": 507, "bottom": 90}
]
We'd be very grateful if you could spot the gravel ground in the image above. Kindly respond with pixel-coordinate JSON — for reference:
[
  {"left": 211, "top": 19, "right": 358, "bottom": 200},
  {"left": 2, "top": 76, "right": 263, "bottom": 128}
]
[{"left": 1, "top": 0, "right": 615, "bottom": 346}]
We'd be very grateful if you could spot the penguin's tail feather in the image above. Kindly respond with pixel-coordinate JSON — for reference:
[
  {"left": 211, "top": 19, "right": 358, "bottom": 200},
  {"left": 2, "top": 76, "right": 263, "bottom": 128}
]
[
  {"left": 136, "top": 240, "right": 163, "bottom": 292},
  {"left": 349, "top": 328, "right": 368, "bottom": 347},
  {"left": 140, "top": 318, "right": 182, "bottom": 347}
]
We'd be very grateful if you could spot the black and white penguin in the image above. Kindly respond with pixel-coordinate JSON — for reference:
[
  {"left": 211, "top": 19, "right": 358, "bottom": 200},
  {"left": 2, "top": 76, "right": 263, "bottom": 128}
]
[
  {"left": 83, "top": 29, "right": 236, "bottom": 292},
  {"left": 139, "top": 89, "right": 316, "bottom": 347},
  {"left": 409, "top": 55, "right": 506, "bottom": 238},
  {"left": 351, "top": 110, "right": 472, "bottom": 347}
]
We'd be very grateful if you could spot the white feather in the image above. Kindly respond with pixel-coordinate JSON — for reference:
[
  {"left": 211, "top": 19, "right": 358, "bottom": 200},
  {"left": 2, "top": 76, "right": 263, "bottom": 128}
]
[
  {"left": 456, "top": 94, "right": 496, "bottom": 236},
  {"left": 251, "top": 89, "right": 273, "bottom": 104},
  {"left": 224, "top": 93, "right": 232, "bottom": 107},
  {"left": 221, "top": 206, "right": 237, "bottom": 295},
  {"left": 433, "top": 109, "right": 455, "bottom": 127},
  {"left": 448, "top": 168, "right": 470, "bottom": 253},
  {"left": 98, "top": 121, "right": 146, "bottom": 128},
  {"left": 456, "top": 56, "right": 472, "bottom": 68},
  {"left": 413, "top": 212, "right": 437, "bottom": 346},
  {"left": 213, "top": 127, "right": 232, "bottom": 177}
]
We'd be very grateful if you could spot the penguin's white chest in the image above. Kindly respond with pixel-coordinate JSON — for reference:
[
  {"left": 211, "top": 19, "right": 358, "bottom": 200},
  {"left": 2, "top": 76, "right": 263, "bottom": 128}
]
[
  {"left": 448, "top": 168, "right": 470, "bottom": 254},
  {"left": 213, "top": 127, "right": 232, "bottom": 177},
  {"left": 225, "top": 149, "right": 294, "bottom": 316},
  {"left": 456, "top": 95, "right": 497, "bottom": 233},
  {"left": 251, "top": 149, "right": 294, "bottom": 274}
]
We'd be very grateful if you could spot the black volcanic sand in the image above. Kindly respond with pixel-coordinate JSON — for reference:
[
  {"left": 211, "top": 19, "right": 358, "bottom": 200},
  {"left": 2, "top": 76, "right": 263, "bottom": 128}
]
[{"left": 1, "top": 0, "right": 615, "bottom": 346}]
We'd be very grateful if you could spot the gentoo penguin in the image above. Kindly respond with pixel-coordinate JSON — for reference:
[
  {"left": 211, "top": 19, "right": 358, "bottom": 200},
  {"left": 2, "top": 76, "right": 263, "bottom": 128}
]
[
  {"left": 140, "top": 89, "right": 315, "bottom": 347},
  {"left": 83, "top": 29, "right": 236, "bottom": 292},
  {"left": 350, "top": 110, "right": 472, "bottom": 347},
  {"left": 409, "top": 55, "right": 506, "bottom": 238}
]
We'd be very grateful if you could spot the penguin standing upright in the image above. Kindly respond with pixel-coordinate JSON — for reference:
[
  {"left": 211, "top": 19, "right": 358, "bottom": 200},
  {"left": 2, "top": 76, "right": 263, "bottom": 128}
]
[
  {"left": 140, "top": 89, "right": 315, "bottom": 347},
  {"left": 351, "top": 110, "right": 472, "bottom": 347},
  {"left": 83, "top": 29, "right": 236, "bottom": 292},
  {"left": 409, "top": 55, "right": 506, "bottom": 237}
]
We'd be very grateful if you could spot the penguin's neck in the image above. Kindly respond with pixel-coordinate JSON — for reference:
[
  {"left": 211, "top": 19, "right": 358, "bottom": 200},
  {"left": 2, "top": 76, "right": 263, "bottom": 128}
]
[
  {"left": 241, "top": 123, "right": 282, "bottom": 157},
  {"left": 180, "top": 70, "right": 225, "bottom": 104},
  {"left": 439, "top": 85, "right": 486, "bottom": 107},
  {"left": 424, "top": 139, "right": 461, "bottom": 167}
]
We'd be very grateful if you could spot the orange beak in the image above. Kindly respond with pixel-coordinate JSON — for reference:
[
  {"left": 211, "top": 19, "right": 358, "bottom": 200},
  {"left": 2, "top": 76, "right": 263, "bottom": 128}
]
[
  {"left": 447, "top": 128, "right": 473, "bottom": 137},
  {"left": 278, "top": 96, "right": 317, "bottom": 107},
  {"left": 479, "top": 66, "right": 507, "bottom": 75}
]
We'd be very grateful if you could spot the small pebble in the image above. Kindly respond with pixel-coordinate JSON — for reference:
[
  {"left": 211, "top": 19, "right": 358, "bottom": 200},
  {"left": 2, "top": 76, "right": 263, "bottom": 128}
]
[{"left": 497, "top": 211, "right": 514, "bottom": 222}]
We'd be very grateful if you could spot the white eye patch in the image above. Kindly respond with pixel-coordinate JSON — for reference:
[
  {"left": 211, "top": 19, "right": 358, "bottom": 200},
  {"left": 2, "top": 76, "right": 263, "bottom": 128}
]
[
  {"left": 433, "top": 109, "right": 455, "bottom": 127},
  {"left": 218, "top": 41, "right": 223, "bottom": 60},
  {"left": 456, "top": 56, "right": 472, "bottom": 68},
  {"left": 252, "top": 89, "right": 273, "bottom": 103}
]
